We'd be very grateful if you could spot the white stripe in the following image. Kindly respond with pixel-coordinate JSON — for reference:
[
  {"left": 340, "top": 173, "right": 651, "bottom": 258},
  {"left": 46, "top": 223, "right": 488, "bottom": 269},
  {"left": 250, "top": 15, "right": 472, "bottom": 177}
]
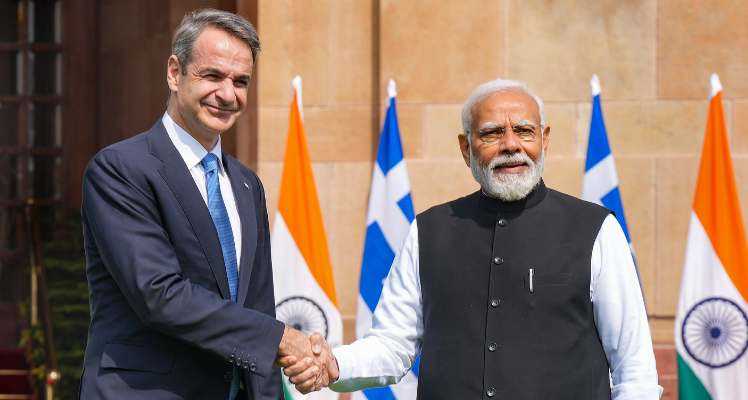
[
  {"left": 365, "top": 165, "right": 387, "bottom": 225},
  {"left": 271, "top": 214, "right": 343, "bottom": 346},
  {"left": 675, "top": 212, "right": 748, "bottom": 399},
  {"left": 365, "top": 162, "right": 412, "bottom": 251},
  {"left": 272, "top": 214, "right": 340, "bottom": 400},
  {"left": 386, "top": 162, "right": 413, "bottom": 203},
  {"left": 582, "top": 154, "right": 619, "bottom": 204}
]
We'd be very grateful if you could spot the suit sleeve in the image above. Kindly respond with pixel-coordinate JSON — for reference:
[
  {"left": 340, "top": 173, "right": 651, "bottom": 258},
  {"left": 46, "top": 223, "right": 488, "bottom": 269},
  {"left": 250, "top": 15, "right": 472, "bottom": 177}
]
[{"left": 82, "top": 149, "right": 285, "bottom": 378}]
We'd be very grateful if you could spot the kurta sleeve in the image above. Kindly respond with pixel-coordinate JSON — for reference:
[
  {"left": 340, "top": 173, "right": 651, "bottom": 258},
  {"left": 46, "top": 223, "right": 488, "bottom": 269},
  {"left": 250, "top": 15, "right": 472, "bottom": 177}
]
[
  {"left": 330, "top": 222, "right": 423, "bottom": 392},
  {"left": 591, "top": 215, "right": 663, "bottom": 399}
]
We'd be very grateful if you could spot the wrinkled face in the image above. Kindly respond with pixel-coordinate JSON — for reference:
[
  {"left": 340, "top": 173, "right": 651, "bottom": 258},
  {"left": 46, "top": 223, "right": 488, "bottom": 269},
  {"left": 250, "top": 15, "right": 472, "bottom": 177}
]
[
  {"left": 167, "top": 27, "right": 253, "bottom": 141},
  {"left": 459, "top": 90, "right": 551, "bottom": 201}
]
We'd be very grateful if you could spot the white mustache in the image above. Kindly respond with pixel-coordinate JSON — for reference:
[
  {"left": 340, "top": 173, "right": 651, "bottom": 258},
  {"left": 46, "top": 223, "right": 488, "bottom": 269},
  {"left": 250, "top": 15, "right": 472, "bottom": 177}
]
[{"left": 487, "top": 153, "right": 534, "bottom": 170}]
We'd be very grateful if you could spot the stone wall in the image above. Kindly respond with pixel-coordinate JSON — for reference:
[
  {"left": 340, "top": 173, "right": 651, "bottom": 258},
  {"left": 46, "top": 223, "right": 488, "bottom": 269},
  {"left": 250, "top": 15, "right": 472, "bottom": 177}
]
[{"left": 253, "top": 2, "right": 748, "bottom": 397}]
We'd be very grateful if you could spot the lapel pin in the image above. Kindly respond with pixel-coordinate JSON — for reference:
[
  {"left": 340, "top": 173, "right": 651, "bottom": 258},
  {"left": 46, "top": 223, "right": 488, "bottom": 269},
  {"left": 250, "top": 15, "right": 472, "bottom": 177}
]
[{"left": 243, "top": 182, "right": 249, "bottom": 189}]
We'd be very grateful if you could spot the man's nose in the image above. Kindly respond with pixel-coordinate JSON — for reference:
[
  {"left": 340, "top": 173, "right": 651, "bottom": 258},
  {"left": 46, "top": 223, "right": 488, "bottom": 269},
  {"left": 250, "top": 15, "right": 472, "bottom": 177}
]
[
  {"left": 215, "top": 79, "right": 236, "bottom": 105},
  {"left": 498, "top": 128, "right": 522, "bottom": 153}
]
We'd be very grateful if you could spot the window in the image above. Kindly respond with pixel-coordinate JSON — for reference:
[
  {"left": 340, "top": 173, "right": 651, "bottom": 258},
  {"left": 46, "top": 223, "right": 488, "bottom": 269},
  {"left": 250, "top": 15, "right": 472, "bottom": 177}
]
[{"left": 0, "top": 0, "right": 63, "bottom": 301}]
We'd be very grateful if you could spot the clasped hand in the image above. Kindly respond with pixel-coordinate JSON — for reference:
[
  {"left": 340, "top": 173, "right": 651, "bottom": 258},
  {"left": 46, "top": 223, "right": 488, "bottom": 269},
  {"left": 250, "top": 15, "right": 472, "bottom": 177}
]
[{"left": 277, "top": 327, "right": 339, "bottom": 394}]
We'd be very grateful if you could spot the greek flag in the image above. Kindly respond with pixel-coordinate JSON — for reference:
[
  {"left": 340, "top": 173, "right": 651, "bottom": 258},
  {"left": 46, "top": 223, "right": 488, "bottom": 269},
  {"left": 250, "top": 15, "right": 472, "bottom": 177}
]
[
  {"left": 354, "top": 79, "right": 418, "bottom": 400},
  {"left": 582, "top": 75, "right": 639, "bottom": 275}
]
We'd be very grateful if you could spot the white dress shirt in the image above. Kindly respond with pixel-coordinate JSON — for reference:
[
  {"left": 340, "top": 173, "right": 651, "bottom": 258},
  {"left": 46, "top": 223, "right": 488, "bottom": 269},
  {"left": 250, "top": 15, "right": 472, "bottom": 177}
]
[
  {"left": 331, "top": 214, "right": 663, "bottom": 399},
  {"left": 162, "top": 112, "right": 242, "bottom": 269}
]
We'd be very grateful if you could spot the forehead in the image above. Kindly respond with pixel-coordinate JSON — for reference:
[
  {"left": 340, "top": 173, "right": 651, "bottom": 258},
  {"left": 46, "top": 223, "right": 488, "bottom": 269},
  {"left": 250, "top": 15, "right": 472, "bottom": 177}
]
[
  {"left": 473, "top": 90, "right": 540, "bottom": 125},
  {"left": 191, "top": 27, "right": 253, "bottom": 72}
]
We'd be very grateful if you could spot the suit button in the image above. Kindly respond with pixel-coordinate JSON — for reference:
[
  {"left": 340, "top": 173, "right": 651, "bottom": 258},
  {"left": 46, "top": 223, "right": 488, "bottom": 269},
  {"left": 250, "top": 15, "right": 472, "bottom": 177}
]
[
  {"left": 490, "top": 298, "right": 501, "bottom": 307},
  {"left": 488, "top": 342, "right": 497, "bottom": 352},
  {"left": 497, "top": 218, "right": 508, "bottom": 227},
  {"left": 486, "top": 387, "right": 496, "bottom": 397},
  {"left": 492, "top": 257, "right": 503, "bottom": 265},
  {"left": 249, "top": 362, "right": 257, "bottom": 372}
]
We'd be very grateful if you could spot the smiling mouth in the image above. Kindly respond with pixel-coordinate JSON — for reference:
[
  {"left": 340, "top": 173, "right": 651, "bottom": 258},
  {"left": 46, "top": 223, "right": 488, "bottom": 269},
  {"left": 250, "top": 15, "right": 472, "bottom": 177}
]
[
  {"left": 204, "top": 104, "right": 238, "bottom": 113},
  {"left": 493, "top": 162, "right": 528, "bottom": 174}
]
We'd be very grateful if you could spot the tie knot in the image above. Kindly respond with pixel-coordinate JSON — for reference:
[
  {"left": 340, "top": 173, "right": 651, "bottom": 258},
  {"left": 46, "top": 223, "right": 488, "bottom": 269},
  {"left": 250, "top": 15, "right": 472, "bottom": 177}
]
[{"left": 201, "top": 153, "right": 219, "bottom": 173}]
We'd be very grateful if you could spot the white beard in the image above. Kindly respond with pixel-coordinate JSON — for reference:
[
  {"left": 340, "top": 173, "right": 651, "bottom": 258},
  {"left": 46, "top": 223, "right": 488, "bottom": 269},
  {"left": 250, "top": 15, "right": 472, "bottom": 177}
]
[{"left": 470, "top": 148, "right": 545, "bottom": 202}]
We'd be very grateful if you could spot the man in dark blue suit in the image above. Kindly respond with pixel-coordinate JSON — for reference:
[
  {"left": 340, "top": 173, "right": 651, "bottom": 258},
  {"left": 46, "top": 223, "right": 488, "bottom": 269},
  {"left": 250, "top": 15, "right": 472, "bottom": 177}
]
[{"left": 80, "top": 9, "right": 329, "bottom": 399}]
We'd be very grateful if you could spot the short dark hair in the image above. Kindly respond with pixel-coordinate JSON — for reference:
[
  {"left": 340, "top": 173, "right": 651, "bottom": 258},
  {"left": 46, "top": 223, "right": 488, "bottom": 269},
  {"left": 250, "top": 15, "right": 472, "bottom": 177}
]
[{"left": 172, "top": 8, "right": 260, "bottom": 74}]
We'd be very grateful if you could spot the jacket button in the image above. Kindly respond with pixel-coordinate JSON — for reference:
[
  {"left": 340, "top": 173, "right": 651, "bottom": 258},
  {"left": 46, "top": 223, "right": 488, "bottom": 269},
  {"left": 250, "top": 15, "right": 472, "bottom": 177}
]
[
  {"left": 492, "top": 257, "right": 503, "bottom": 265},
  {"left": 488, "top": 342, "right": 497, "bottom": 352},
  {"left": 249, "top": 362, "right": 257, "bottom": 372},
  {"left": 497, "top": 218, "right": 507, "bottom": 227},
  {"left": 486, "top": 387, "right": 496, "bottom": 397},
  {"left": 490, "top": 298, "right": 501, "bottom": 307}
]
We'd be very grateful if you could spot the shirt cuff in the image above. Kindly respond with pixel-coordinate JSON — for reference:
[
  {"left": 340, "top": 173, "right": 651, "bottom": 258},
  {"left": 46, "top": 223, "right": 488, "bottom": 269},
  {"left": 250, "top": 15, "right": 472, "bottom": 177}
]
[
  {"left": 611, "top": 383, "right": 664, "bottom": 400},
  {"left": 331, "top": 346, "right": 353, "bottom": 382}
]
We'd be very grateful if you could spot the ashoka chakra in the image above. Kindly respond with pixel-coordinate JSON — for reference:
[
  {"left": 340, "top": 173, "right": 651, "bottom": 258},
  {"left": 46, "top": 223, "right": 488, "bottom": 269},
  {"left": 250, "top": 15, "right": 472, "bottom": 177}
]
[
  {"left": 275, "top": 296, "right": 329, "bottom": 339},
  {"left": 682, "top": 296, "right": 748, "bottom": 368}
]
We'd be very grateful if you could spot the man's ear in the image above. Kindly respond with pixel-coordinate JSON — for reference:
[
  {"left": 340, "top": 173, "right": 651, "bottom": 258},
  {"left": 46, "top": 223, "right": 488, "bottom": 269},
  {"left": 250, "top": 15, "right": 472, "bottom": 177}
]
[
  {"left": 166, "top": 55, "right": 181, "bottom": 92},
  {"left": 458, "top": 133, "right": 471, "bottom": 168},
  {"left": 541, "top": 125, "right": 551, "bottom": 153}
]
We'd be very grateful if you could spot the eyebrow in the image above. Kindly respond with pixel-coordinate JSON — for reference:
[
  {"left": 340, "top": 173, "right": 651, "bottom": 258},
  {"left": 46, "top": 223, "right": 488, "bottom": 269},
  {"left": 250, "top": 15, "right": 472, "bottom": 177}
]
[
  {"left": 513, "top": 119, "right": 538, "bottom": 127},
  {"left": 478, "top": 122, "right": 502, "bottom": 132},
  {"left": 198, "top": 67, "right": 251, "bottom": 81},
  {"left": 197, "top": 67, "right": 224, "bottom": 76}
]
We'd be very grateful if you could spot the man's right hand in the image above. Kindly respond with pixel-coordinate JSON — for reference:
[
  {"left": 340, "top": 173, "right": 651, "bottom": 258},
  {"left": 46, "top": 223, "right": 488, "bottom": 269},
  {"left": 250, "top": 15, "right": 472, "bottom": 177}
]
[
  {"left": 277, "top": 330, "right": 338, "bottom": 393},
  {"left": 278, "top": 326, "right": 315, "bottom": 360}
]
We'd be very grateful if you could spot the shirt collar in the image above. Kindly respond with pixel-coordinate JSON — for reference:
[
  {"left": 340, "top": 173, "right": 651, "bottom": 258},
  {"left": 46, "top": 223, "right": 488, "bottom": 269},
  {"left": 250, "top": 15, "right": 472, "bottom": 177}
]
[
  {"left": 477, "top": 179, "right": 548, "bottom": 214},
  {"left": 162, "top": 112, "right": 224, "bottom": 173}
]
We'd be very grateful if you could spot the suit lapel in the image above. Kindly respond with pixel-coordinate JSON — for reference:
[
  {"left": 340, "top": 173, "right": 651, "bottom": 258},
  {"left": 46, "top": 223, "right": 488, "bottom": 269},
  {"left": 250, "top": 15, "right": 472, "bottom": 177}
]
[
  {"left": 224, "top": 156, "right": 258, "bottom": 305},
  {"left": 147, "top": 121, "right": 231, "bottom": 300}
]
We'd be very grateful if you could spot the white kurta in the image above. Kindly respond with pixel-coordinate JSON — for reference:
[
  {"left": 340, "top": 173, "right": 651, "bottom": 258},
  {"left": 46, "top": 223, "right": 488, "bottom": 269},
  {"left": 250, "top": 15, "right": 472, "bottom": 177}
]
[{"left": 331, "top": 215, "right": 662, "bottom": 399}]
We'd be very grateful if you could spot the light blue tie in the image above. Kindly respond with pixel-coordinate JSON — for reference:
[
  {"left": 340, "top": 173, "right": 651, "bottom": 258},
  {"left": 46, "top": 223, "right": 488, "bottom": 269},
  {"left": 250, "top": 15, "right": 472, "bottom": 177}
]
[{"left": 201, "top": 153, "right": 241, "bottom": 399}]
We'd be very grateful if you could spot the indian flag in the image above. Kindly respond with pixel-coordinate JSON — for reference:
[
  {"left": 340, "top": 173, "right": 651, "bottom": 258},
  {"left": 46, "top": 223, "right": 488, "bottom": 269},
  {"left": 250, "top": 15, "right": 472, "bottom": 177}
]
[
  {"left": 674, "top": 74, "right": 748, "bottom": 399},
  {"left": 271, "top": 76, "right": 342, "bottom": 399}
]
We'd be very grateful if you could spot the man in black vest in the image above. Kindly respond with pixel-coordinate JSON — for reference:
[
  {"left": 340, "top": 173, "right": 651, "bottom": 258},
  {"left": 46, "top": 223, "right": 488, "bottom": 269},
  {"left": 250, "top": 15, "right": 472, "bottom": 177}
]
[{"left": 282, "top": 79, "right": 662, "bottom": 399}]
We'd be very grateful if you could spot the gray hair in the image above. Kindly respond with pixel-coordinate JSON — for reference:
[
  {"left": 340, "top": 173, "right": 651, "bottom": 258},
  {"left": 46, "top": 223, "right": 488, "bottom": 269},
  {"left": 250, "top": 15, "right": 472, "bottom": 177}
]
[
  {"left": 461, "top": 79, "right": 546, "bottom": 138},
  {"left": 172, "top": 9, "right": 260, "bottom": 74}
]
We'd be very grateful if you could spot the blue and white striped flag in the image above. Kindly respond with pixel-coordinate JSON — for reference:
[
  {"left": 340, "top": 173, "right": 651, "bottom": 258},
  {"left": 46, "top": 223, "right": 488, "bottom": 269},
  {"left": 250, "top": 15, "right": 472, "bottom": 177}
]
[
  {"left": 582, "top": 74, "right": 639, "bottom": 278},
  {"left": 354, "top": 79, "right": 418, "bottom": 400}
]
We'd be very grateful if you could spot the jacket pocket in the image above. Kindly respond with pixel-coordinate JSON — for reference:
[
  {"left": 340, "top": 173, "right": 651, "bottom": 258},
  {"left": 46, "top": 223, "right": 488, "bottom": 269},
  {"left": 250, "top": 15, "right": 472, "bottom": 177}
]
[
  {"left": 533, "top": 272, "right": 572, "bottom": 287},
  {"left": 100, "top": 342, "right": 175, "bottom": 374}
]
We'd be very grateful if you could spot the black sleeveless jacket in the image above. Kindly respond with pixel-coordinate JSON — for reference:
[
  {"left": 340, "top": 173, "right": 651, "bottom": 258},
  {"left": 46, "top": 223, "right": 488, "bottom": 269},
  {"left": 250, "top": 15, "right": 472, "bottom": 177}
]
[{"left": 416, "top": 182, "right": 611, "bottom": 400}]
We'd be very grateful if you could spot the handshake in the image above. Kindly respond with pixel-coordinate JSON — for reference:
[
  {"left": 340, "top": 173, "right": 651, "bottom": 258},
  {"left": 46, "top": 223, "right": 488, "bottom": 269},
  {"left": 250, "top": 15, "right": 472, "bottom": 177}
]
[{"left": 276, "top": 326, "right": 340, "bottom": 394}]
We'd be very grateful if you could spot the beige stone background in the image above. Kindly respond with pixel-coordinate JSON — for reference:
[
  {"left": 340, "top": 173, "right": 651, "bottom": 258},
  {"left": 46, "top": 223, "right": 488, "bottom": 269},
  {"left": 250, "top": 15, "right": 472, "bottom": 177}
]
[{"left": 251, "top": 1, "right": 748, "bottom": 397}]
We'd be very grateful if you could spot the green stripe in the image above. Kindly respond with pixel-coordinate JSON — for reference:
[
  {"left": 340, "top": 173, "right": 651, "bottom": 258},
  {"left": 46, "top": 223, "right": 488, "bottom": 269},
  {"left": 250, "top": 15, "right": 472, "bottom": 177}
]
[{"left": 677, "top": 353, "right": 712, "bottom": 400}]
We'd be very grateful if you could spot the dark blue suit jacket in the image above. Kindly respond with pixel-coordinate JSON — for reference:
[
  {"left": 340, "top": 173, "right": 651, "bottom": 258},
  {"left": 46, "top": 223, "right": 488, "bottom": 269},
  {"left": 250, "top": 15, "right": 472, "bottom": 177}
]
[{"left": 80, "top": 120, "right": 285, "bottom": 399}]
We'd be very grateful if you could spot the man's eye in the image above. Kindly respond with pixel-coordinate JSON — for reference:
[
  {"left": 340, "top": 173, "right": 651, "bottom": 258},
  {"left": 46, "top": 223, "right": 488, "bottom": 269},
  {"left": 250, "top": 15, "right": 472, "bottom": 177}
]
[
  {"left": 516, "top": 129, "right": 536, "bottom": 140},
  {"left": 235, "top": 80, "right": 248, "bottom": 88}
]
